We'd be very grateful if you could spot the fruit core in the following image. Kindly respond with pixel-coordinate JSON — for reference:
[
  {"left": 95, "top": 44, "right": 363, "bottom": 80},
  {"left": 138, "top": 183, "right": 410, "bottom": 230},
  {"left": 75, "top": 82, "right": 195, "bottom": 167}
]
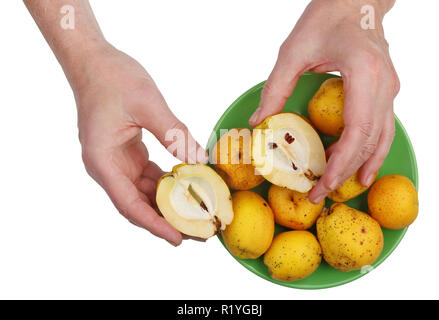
[
  {"left": 266, "top": 127, "right": 310, "bottom": 176},
  {"left": 170, "top": 176, "right": 217, "bottom": 220}
]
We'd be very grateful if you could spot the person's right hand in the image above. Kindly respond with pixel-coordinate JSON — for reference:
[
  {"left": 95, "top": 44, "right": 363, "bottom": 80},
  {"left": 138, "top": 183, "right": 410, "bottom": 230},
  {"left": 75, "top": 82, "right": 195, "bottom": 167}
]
[
  {"left": 249, "top": 0, "right": 399, "bottom": 204},
  {"left": 72, "top": 42, "right": 207, "bottom": 246}
]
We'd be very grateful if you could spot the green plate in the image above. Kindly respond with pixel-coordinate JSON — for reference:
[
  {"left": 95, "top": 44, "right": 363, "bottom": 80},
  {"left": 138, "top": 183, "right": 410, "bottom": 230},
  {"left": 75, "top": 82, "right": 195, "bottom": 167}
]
[{"left": 207, "top": 72, "right": 418, "bottom": 289}]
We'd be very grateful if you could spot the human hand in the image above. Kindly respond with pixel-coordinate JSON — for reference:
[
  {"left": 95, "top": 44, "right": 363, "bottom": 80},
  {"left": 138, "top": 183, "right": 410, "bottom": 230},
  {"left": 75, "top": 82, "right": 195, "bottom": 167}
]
[
  {"left": 24, "top": 0, "right": 207, "bottom": 246},
  {"left": 73, "top": 42, "right": 207, "bottom": 246},
  {"left": 249, "top": 0, "right": 399, "bottom": 203}
]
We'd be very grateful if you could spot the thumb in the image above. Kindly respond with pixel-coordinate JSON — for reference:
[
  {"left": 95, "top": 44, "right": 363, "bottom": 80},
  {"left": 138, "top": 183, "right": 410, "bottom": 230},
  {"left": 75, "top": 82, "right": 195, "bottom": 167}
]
[
  {"left": 249, "top": 47, "right": 306, "bottom": 126},
  {"left": 160, "top": 116, "right": 208, "bottom": 164},
  {"left": 136, "top": 94, "right": 207, "bottom": 164}
]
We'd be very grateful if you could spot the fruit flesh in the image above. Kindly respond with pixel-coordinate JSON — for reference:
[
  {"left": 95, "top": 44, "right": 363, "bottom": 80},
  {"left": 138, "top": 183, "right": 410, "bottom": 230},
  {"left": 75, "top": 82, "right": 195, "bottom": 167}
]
[
  {"left": 156, "top": 164, "right": 233, "bottom": 239},
  {"left": 171, "top": 176, "right": 216, "bottom": 220},
  {"left": 252, "top": 113, "right": 326, "bottom": 192},
  {"left": 268, "top": 128, "right": 310, "bottom": 174}
]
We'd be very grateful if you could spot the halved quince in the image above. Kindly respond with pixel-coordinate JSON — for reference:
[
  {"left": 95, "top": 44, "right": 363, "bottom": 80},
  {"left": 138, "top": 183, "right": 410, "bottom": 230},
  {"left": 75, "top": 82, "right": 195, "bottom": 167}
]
[
  {"left": 156, "top": 163, "right": 234, "bottom": 239},
  {"left": 252, "top": 113, "right": 326, "bottom": 192}
]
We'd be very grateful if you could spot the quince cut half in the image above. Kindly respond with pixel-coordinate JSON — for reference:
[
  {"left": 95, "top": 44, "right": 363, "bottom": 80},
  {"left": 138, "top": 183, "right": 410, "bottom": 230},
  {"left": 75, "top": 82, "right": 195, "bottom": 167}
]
[
  {"left": 156, "top": 163, "right": 234, "bottom": 239},
  {"left": 252, "top": 113, "right": 326, "bottom": 192}
]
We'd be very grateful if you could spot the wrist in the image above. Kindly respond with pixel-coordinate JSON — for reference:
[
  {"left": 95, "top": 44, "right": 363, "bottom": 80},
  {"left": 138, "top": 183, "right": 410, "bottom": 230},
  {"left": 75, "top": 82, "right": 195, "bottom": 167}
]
[
  {"left": 311, "top": 0, "right": 394, "bottom": 20},
  {"left": 60, "top": 37, "right": 112, "bottom": 92},
  {"left": 24, "top": 0, "right": 111, "bottom": 92}
]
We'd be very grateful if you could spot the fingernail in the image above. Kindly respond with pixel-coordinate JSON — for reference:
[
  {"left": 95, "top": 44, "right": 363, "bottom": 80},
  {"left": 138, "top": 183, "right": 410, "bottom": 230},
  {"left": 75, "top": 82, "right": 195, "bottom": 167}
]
[
  {"left": 310, "top": 188, "right": 325, "bottom": 204},
  {"left": 312, "top": 193, "right": 326, "bottom": 204},
  {"left": 314, "top": 196, "right": 324, "bottom": 204},
  {"left": 249, "top": 108, "right": 261, "bottom": 125},
  {"left": 328, "top": 178, "right": 339, "bottom": 191},
  {"left": 166, "top": 240, "right": 179, "bottom": 247},
  {"left": 365, "top": 174, "right": 374, "bottom": 187}
]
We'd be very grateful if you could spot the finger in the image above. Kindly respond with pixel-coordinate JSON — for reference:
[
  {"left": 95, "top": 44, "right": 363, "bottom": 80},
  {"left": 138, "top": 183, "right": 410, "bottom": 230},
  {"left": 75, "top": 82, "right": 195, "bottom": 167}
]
[
  {"left": 308, "top": 62, "right": 338, "bottom": 74},
  {"left": 309, "top": 123, "right": 381, "bottom": 203},
  {"left": 142, "top": 160, "right": 164, "bottom": 182},
  {"left": 101, "top": 163, "right": 182, "bottom": 246},
  {"left": 136, "top": 177, "right": 157, "bottom": 204},
  {"left": 325, "top": 140, "right": 339, "bottom": 160},
  {"left": 358, "top": 110, "right": 395, "bottom": 186},
  {"left": 158, "top": 118, "right": 208, "bottom": 164},
  {"left": 308, "top": 76, "right": 381, "bottom": 203},
  {"left": 128, "top": 192, "right": 152, "bottom": 228},
  {"left": 137, "top": 161, "right": 164, "bottom": 211},
  {"left": 135, "top": 90, "right": 208, "bottom": 164},
  {"left": 249, "top": 45, "right": 307, "bottom": 126},
  {"left": 182, "top": 234, "right": 207, "bottom": 242}
]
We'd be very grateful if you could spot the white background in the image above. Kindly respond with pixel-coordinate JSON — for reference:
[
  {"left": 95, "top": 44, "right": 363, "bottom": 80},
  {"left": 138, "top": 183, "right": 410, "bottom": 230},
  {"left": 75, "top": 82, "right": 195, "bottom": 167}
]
[{"left": 0, "top": 0, "right": 437, "bottom": 299}]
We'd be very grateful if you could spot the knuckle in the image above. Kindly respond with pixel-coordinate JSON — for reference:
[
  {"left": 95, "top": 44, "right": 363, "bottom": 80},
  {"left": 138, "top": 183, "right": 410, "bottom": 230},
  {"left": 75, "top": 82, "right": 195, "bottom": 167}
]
[
  {"left": 170, "top": 120, "right": 188, "bottom": 135},
  {"left": 278, "top": 41, "right": 290, "bottom": 57},
  {"left": 277, "top": 41, "right": 301, "bottom": 67},
  {"left": 375, "top": 153, "right": 387, "bottom": 165},
  {"left": 131, "top": 79, "right": 159, "bottom": 106},
  {"left": 119, "top": 197, "right": 143, "bottom": 221},
  {"left": 81, "top": 147, "right": 102, "bottom": 179},
  {"left": 133, "top": 78, "right": 154, "bottom": 94},
  {"left": 359, "top": 51, "right": 381, "bottom": 74},
  {"left": 322, "top": 178, "right": 336, "bottom": 191},
  {"left": 359, "top": 142, "right": 377, "bottom": 161},
  {"left": 357, "top": 121, "right": 374, "bottom": 139},
  {"left": 381, "top": 70, "right": 400, "bottom": 98},
  {"left": 390, "top": 72, "right": 400, "bottom": 97},
  {"left": 262, "top": 81, "right": 277, "bottom": 98},
  {"left": 261, "top": 80, "right": 289, "bottom": 101},
  {"left": 388, "top": 122, "right": 396, "bottom": 140},
  {"left": 359, "top": 51, "right": 400, "bottom": 97},
  {"left": 81, "top": 148, "right": 95, "bottom": 171}
]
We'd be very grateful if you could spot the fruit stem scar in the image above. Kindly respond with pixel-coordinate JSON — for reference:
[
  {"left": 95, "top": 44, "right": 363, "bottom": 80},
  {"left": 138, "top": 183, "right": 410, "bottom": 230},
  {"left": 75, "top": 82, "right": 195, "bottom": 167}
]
[{"left": 304, "top": 169, "right": 320, "bottom": 181}]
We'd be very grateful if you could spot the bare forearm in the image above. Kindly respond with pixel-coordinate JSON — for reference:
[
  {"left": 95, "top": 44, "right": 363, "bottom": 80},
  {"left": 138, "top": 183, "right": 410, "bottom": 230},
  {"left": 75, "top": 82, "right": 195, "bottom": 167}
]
[{"left": 23, "top": 0, "right": 107, "bottom": 89}]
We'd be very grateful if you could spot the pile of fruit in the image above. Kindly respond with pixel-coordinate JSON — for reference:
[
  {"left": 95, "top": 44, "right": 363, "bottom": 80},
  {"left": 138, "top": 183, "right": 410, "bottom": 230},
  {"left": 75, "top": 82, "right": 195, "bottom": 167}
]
[{"left": 156, "top": 78, "right": 418, "bottom": 282}]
